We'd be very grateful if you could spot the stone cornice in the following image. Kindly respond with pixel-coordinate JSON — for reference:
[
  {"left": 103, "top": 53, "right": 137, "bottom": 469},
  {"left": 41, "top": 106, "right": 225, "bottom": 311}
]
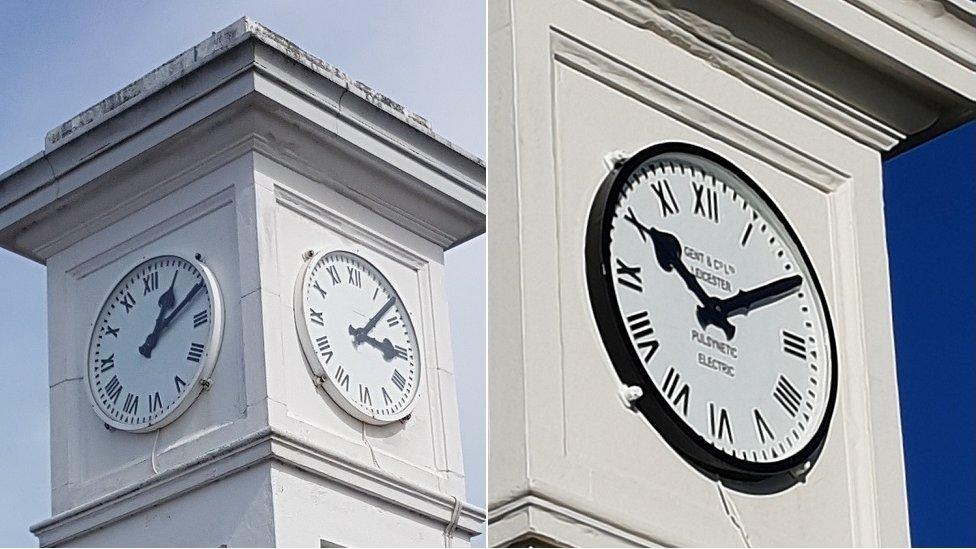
[
  {"left": 488, "top": 489, "right": 661, "bottom": 547},
  {"left": 43, "top": 17, "right": 482, "bottom": 168},
  {"left": 31, "top": 427, "right": 485, "bottom": 546},
  {"left": 583, "top": 0, "right": 905, "bottom": 152}
]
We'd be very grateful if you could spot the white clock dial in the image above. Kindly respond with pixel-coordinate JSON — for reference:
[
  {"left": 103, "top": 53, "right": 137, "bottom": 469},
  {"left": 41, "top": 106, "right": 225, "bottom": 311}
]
[
  {"left": 85, "top": 255, "right": 223, "bottom": 433},
  {"left": 295, "top": 250, "right": 421, "bottom": 425},
  {"left": 587, "top": 144, "right": 836, "bottom": 482}
]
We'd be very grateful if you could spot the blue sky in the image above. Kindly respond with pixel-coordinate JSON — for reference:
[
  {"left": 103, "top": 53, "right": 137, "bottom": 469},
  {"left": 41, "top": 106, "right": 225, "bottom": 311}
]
[
  {"left": 884, "top": 121, "right": 975, "bottom": 548},
  {"left": 0, "top": 2, "right": 485, "bottom": 546}
]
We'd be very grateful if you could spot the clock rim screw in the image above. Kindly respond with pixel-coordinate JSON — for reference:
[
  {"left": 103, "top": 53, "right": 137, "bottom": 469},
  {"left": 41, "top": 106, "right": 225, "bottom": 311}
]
[
  {"left": 603, "top": 149, "right": 629, "bottom": 171},
  {"left": 400, "top": 413, "right": 412, "bottom": 424},
  {"left": 199, "top": 378, "right": 213, "bottom": 391},
  {"left": 303, "top": 249, "right": 315, "bottom": 260},
  {"left": 618, "top": 384, "right": 643, "bottom": 411},
  {"left": 312, "top": 375, "right": 327, "bottom": 388},
  {"left": 789, "top": 460, "right": 812, "bottom": 482},
  {"left": 103, "top": 422, "right": 116, "bottom": 432}
]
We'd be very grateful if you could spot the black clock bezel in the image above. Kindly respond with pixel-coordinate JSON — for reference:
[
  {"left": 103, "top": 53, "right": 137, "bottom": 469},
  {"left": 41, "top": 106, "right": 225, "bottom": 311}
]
[{"left": 584, "top": 141, "right": 838, "bottom": 492}]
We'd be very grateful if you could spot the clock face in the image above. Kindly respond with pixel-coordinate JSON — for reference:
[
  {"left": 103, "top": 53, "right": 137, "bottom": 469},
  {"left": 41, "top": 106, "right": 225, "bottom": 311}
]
[
  {"left": 295, "top": 250, "right": 421, "bottom": 425},
  {"left": 586, "top": 143, "right": 837, "bottom": 485},
  {"left": 85, "top": 254, "right": 223, "bottom": 432}
]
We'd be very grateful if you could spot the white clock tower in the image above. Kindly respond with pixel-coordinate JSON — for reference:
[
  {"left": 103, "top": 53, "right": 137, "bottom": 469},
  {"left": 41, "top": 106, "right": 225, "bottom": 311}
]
[
  {"left": 0, "top": 18, "right": 484, "bottom": 547},
  {"left": 488, "top": 0, "right": 975, "bottom": 546}
]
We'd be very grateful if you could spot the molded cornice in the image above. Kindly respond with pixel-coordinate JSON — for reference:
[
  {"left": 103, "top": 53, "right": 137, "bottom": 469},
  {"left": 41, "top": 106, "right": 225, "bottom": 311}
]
[{"left": 31, "top": 428, "right": 485, "bottom": 546}]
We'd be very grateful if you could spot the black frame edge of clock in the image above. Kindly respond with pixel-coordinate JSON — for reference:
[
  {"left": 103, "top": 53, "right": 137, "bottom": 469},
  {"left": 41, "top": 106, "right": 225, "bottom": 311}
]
[{"left": 585, "top": 141, "right": 840, "bottom": 495}]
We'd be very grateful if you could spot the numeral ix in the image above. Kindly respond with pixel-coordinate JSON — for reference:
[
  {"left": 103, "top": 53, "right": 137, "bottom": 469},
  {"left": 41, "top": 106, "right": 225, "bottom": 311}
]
[{"left": 615, "top": 258, "right": 642, "bottom": 293}]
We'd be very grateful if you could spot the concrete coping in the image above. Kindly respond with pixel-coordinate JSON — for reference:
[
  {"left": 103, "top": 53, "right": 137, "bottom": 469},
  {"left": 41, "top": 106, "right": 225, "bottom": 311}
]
[{"left": 42, "top": 16, "right": 484, "bottom": 167}]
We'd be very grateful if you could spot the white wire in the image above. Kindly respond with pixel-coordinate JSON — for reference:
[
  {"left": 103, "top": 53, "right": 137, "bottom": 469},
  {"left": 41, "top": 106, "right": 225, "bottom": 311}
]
[
  {"left": 716, "top": 480, "right": 752, "bottom": 547},
  {"left": 443, "top": 495, "right": 462, "bottom": 548},
  {"left": 361, "top": 423, "right": 381, "bottom": 470},
  {"left": 150, "top": 428, "right": 161, "bottom": 475}
]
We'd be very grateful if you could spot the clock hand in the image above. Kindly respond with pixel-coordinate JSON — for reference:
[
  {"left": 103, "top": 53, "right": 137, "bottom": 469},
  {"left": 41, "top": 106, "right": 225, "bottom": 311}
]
[
  {"left": 138, "top": 271, "right": 179, "bottom": 358},
  {"left": 350, "top": 296, "right": 396, "bottom": 342},
  {"left": 347, "top": 327, "right": 396, "bottom": 361},
  {"left": 139, "top": 281, "right": 205, "bottom": 357},
  {"left": 648, "top": 227, "right": 735, "bottom": 337},
  {"left": 708, "top": 275, "right": 803, "bottom": 319},
  {"left": 163, "top": 281, "right": 205, "bottom": 327}
]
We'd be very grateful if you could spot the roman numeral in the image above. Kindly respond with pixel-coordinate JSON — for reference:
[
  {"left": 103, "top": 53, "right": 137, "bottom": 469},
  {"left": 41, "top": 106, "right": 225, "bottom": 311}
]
[
  {"left": 709, "top": 402, "right": 733, "bottom": 444},
  {"left": 692, "top": 181, "right": 719, "bottom": 223},
  {"left": 391, "top": 369, "right": 406, "bottom": 391},
  {"left": 650, "top": 180, "right": 680, "bottom": 217},
  {"left": 142, "top": 272, "right": 159, "bottom": 295},
  {"left": 782, "top": 330, "right": 807, "bottom": 360},
  {"left": 193, "top": 310, "right": 209, "bottom": 328},
  {"left": 359, "top": 385, "right": 371, "bottom": 405},
  {"left": 327, "top": 265, "right": 341, "bottom": 285},
  {"left": 99, "top": 354, "right": 115, "bottom": 372},
  {"left": 335, "top": 365, "right": 350, "bottom": 391},
  {"left": 118, "top": 292, "right": 136, "bottom": 313},
  {"left": 174, "top": 375, "right": 187, "bottom": 393},
  {"left": 312, "top": 280, "right": 327, "bottom": 299},
  {"left": 186, "top": 342, "right": 205, "bottom": 363},
  {"left": 754, "top": 408, "right": 774, "bottom": 444},
  {"left": 309, "top": 308, "right": 324, "bottom": 326},
  {"left": 740, "top": 222, "right": 754, "bottom": 247},
  {"left": 149, "top": 392, "right": 162, "bottom": 414},
  {"left": 615, "top": 258, "right": 643, "bottom": 292},
  {"left": 347, "top": 267, "right": 362, "bottom": 288},
  {"left": 661, "top": 366, "right": 690, "bottom": 416},
  {"left": 387, "top": 316, "right": 400, "bottom": 328},
  {"left": 623, "top": 207, "right": 653, "bottom": 242},
  {"left": 394, "top": 345, "right": 409, "bottom": 360},
  {"left": 773, "top": 375, "right": 802, "bottom": 418},
  {"left": 626, "top": 310, "right": 660, "bottom": 363},
  {"left": 315, "top": 335, "right": 333, "bottom": 363},
  {"left": 372, "top": 287, "right": 380, "bottom": 301},
  {"left": 123, "top": 393, "right": 139, "bottom": 415},
  {"left": 105, "top": 375, "right": 123, "bottom": 404},
  {"left": 382, "top": 387, "right": 393, "bottom": 405},
  {"left": 105, "top": 324, "right": 120, "bottom": 338}
]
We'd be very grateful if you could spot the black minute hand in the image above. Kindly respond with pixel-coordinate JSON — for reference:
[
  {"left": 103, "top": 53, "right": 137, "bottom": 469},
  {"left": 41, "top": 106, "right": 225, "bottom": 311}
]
[
  {"left": 139, "top": 281, "right": 204, "bottom": 357},
  {"left": 350, "top": 296, "right": 396, "bottom": 343},
  {"left": 163, "top": 281, "right": 205, "bottom": 327}
]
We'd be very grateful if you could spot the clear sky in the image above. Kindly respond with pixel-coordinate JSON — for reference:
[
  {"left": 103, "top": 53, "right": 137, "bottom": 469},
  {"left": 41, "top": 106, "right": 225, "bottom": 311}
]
[
  {"left": 0, "top": 1, "right": 485, "bottom": 546},
  {"left": 883, "top": 121, "right": 975, "bottom": 548}
]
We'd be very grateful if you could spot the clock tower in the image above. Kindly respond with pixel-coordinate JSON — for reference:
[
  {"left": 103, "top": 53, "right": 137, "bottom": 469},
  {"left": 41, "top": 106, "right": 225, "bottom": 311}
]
[
  {"left": 0, "top": 18, "right": 485, "bottom": 547},
  {"left": 488, "top": 0, "right": 975, "bottom": 546}
]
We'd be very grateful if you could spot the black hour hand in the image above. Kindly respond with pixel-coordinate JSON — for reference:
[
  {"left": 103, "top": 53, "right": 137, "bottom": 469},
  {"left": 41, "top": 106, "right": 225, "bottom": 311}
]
[
  {"left": 649, "top": 227, "right": 734, "bottom": 336},
  {"left": 715, "top": 275, "right": 803, "bottom": 319}
]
